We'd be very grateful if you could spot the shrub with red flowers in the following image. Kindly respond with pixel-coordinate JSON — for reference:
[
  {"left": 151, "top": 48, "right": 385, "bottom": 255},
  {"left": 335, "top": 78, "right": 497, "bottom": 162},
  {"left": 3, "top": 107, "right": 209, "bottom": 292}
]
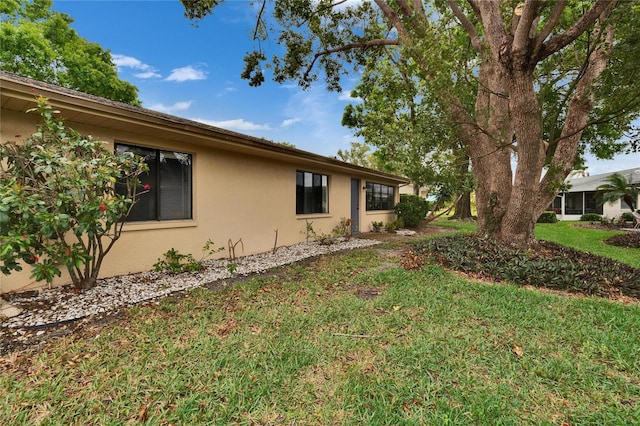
[{"left": 0, "top": 97, "right": 148, "bottom": 289}]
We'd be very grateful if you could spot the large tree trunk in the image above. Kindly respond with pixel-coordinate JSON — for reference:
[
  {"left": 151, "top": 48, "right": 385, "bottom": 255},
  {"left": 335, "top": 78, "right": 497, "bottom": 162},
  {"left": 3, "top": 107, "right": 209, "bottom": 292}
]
[
  {"left": 464, "top": 2, "right": 615, "bottom": 248},
  {"left": 451, "top": 191, "right": 472, "bottom": 220}
]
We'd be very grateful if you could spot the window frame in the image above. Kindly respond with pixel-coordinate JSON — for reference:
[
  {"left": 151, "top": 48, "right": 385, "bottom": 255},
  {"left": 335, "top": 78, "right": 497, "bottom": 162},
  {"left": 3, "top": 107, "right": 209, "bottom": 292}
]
[
  {"left": 115, "top": 142, "right": 193, "bottom": 222},
  {"left": 365, "top": 182, "right": 395, "bottom": 211},
  {"left": 296, "top": 170, "right": 329, "bottom": 214}
]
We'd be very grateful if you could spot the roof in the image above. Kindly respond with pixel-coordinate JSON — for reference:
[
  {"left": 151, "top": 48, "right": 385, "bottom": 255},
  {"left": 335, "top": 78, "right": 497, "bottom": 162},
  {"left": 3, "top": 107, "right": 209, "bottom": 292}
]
[
  {"left": 0, "top": 71, "right": 408, "bottom": 185},
  {"left": 566, "top": 167, "right": 640, "bottom": 192}
]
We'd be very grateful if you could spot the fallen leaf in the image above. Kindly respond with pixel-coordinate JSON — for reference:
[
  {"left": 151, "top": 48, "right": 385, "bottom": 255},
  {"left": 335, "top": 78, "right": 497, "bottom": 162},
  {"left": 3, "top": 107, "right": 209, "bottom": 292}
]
[
  {"left": 137, "top": 405, "right": 148, "bottom": 422},
  {"left": 512, "top": 344, "right": 524, "bottom": 357}
]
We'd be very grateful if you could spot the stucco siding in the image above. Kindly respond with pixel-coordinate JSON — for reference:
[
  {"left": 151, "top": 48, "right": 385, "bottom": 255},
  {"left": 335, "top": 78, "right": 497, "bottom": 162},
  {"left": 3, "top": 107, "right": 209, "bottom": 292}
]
[{"left": 1, "top": 83, "right": 406, "bottom": 294}]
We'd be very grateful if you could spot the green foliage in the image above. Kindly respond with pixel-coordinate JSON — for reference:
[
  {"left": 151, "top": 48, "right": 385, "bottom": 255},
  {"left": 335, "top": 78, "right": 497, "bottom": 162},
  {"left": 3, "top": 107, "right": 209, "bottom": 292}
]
[
  {"left": 153, "top": 239, "right": 225, "bottom": 274},
  {"left": 580, "top": 213, "right": 602, "bottom": 222},
  {"left": 371, "top": 221, "right": 384, "bottom": 232},
  {"left": 335, "top": 142, "right": 377, "bottom": 169},
  {"left": 537, "top": 212, "right": 558, "bottom": 223},
  {"left": 414, "top": 235, "right": 640, "bottom": 298},
  {"left": 0, "top": 0, "right": 140, "bottom": 104},
  {"left": 0, "top": 97, "right": 148, "bottom": 289},
  {"left": 332, "top": 217, "right": 352, "bottom": 240},
  {"left": 384, "top": 218, "right": 404, "bottom": 232},
  {"left": 303, "top": 218, "right": 352, "bottom": 245},
  {"left": 394, "top": 194, "right": 428, "bottom": 228},
  {"left": 597, "top": 173, "right": 639, "bottom": 212},
  {"left": 620, "top": 212, "right": 635, "bottom": 222},
  {"left": 153, "top": 248, "right": 202, "bottom": 274},
  {"left": 226, "top": 262, "right": 238, "bottom": 274}
]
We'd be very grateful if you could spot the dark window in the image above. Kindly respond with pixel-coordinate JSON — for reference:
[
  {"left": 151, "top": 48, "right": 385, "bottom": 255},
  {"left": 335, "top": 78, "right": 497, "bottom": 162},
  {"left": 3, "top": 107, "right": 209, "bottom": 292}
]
[
  {"left": 116, "top": 143, "right": 192, "bottom": 221},
  {"left": 584, "top": 191, "right": 603, "bottom": 214},
  {"left": 564, "top": 192, "right": 584, "bottom": 215},
  {"left": 366, "top": 182, "right": 395, "bottom": 211},
  {"left": 296, "top": 171, "right": 328, "bottom": 214}
]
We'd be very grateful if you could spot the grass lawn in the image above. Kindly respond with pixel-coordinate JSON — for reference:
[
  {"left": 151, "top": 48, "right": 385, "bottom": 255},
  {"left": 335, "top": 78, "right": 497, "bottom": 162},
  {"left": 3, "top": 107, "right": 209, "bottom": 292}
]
[{"left": 1, "top": 245, "right": 639, "bottom": 424}]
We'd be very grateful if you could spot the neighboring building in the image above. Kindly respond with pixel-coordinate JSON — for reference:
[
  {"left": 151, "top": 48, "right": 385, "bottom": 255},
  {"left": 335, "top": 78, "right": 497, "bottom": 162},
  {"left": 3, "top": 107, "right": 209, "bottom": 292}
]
[
  {"left": 550, "top": 167, "right": 640, "bottom": 221},
  {"left": 0, "top": 72, "right": 408, "bottom": 294}
]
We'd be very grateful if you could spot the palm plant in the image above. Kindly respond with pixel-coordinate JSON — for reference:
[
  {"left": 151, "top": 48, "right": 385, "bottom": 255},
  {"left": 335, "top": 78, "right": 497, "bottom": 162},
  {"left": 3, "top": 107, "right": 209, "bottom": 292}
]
[{"left": 597, "top": 173, "right": 639, "bottom": 212}]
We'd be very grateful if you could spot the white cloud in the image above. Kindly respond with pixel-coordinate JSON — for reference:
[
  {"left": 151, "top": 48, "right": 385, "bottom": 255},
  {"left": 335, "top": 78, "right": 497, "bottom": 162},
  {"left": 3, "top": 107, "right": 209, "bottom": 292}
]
[
  {"left": 112, "top": 54, "right": 160, "bottom": 79},
  {"left": 165, "top": 66, "right": 207, "bottom": 82},
  {"left": 149, "top": 101, "right": 193, "bottom": 113},
  {"left": 216, "top": 86, "right": 238, "bottom": 98},
  {"left": 281, "top": 118, "right": 302, "bottom": 128},
  {"left": 193, "top": 118, "right": 271, "bottom": 131},
  {"left": 135, "top": 71, "right": 162, "bottom": 79}
]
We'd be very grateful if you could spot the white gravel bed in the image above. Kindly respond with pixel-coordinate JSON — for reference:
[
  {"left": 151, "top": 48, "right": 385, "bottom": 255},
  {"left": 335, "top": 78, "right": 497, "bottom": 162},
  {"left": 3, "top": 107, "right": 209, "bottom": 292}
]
[{"left": 1, "top": 238, "right": 380, "bottom": 329}]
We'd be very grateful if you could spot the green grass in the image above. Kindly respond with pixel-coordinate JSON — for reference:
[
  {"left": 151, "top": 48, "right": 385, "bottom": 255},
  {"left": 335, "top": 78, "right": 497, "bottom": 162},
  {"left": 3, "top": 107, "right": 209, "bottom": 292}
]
[
  {"left": 535, "top": 221, "right": 640, "bottom": 267},
  {"left": 2, "top": 248, "right": 639, "bottom": 424},
  {"left": 433, "top": 219, "right": 640, "bottom": 268}
]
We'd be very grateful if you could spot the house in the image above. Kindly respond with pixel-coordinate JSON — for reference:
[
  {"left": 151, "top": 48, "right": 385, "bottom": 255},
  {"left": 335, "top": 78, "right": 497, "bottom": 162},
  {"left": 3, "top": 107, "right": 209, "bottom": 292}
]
[
  {"left": 0, "top": 71, "right": 408, "bottom": 294},
  {"left": 550, "top": 167, "right": 640, "bottom": 220}
]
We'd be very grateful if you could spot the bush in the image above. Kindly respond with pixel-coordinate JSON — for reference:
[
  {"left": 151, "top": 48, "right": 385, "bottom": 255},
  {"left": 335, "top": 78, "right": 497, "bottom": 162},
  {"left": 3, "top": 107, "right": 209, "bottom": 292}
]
[
  {"left": 0, "top": 97, "right": 148, "bottom": 289},
  {"left": 394, "top": 195, "right": 429, "bottom": 228},
  {"left": 371, "top": 221, "right": 384, "bottom": 232},
  {"left": 537, "top": 211, "right": 558, "bottom": 223},
  {"left": 385, "top": 218, "right": 404, "bottom": 232},
  {"left": 411, "top": 235, "right": 640, "bottom": 299},
  {"left": 620, "top": 212, "right": 634, "bottom": 222},
  {"left": 580, "top": 213, "right": 602, "bottom": 222}
]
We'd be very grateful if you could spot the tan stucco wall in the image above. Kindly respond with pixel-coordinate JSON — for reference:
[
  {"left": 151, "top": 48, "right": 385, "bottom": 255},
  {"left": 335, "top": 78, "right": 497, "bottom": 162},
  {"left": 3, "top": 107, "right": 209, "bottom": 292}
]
[{"left": 1, "top": 109, "right": 400, "bottom": 294}]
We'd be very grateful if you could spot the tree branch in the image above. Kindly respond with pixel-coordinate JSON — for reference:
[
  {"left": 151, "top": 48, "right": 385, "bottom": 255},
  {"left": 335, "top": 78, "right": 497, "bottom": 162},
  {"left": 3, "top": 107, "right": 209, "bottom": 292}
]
[
  {"left": 532, "top": 0, "right": 567, "bottom": 60},
  {"left": 447, "top": 0, "right": 481, "bottom": 51},
  {"left": 374, "top": 0, "right": 410, "bottom": 42},
  {"left": 252, "top": 0, "right": 267, "bottom": 41},
  {"left": 512, "top": 0, "right": 540, "bottom": 53},
  {"left": 537, "top": 0, "right": 615, "bottom": 62},
  {"left": 303, "top": 39, "right": 400, "bottom": 82}
]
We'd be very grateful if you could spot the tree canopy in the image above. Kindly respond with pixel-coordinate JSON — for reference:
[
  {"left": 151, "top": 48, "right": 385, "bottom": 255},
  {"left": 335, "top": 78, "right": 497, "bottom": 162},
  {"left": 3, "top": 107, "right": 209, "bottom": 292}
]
[
  {"left": 182, "top": 0, "right": 640, "bottom": 245},
  {"left": 0, "top": 0, "right": 140, "bottom": 105}
]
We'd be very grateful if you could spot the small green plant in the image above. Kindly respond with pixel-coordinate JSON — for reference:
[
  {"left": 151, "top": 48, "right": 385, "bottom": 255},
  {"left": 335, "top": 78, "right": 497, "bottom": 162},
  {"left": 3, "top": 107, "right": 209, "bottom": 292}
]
[
  {"left": 385, "top": 218, "right": 404, "bottom": 232},
  {"left": 394, "top": 194, "right": 429, "bottom": 228},
  {"left": 154, "top": 248, "right": 202, "bottom": 274},
  {"left": 332, "top": 217, "right": 352, "bottom": 240},
  {"left": 537, "top": 211, "right": 558, "bottom": 223},
  {"left": 580, "top": 213, "right": 602, "bottom": 222},
  {"left": 371, "top": 221, "right": 384, "bottom": 232},
  {"left": 154, "top": 239, "right": 224, "bottom": 274},
  {"left": 226, "top": 262, "right": 238, "bottom": 274}
]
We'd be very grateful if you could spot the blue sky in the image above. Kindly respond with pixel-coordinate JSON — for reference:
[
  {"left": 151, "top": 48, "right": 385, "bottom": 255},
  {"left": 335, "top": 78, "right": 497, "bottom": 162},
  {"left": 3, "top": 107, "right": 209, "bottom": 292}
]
[{"left": 53, "top": 0, "right": 637, "bottom": 176}]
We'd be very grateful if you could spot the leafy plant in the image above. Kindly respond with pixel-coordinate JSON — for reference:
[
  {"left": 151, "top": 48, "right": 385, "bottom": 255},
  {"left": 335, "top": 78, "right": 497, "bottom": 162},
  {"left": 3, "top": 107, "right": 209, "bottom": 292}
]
[
  {"left": 371, "top": 221, "right": 384, "bottom": 232},
  {"left": 580, "top": 213, "right": 602, "bottom": 222},
  {"left": 412, "top": 235, "right": 640, "bottom": 299},
  {"left": 597, "top": 173, "right": 638, "bottom": 212},
  {"left": 0, "top": 97, "right": 148, "bottom": 289},
  {"left": 385, "top": 218, "right": 404, "bottom": 232},
  {"left": 394, "top": 195, "right": 429, "bottom": 228},
  {"left": 620, "top": 212, "right": 635, "bottom": 222},
  {"left": 153, "top": 239, "right": 225, "bottom": 274},
  {"left": 537, "top": 211, "right": 558, "bottom": 223},
  {"left": 226, "top": 262, "right": 238, "bottom": 274},
  {"left": 332, "top": 217, "right": 352, "bottom": 240},
  {"left": 153, "top": 249, "right": 202, "bottom": 274}
]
